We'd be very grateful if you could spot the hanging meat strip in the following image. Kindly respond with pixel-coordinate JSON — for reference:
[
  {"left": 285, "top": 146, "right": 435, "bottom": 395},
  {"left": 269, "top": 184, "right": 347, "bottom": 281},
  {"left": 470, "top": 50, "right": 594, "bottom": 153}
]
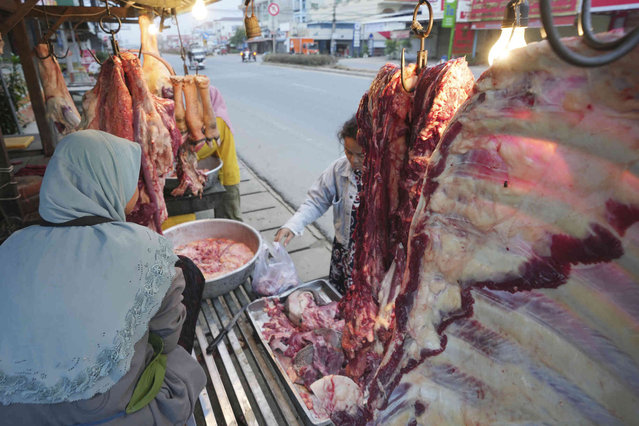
[
  {"left": 182, "top": 75, "right": 205, "bottom": 143},
  {"left": 35, "top": 43, "right": 81, "bottom": 136},
  {"left": 81, "top": 55, "right": 134, "bottom": 141},
  {"left": 195, "top": 75, "right": 220, "bottom": 145},
  {"left": 81, "top": 52, "right": 176, "bottom": 232}
]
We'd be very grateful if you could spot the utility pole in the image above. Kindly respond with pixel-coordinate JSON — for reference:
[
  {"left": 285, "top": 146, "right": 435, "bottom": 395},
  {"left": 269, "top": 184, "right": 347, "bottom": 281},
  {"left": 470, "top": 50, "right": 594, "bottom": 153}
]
[{"left": 330, "top": 0, "right": 338, "bottom": 55}]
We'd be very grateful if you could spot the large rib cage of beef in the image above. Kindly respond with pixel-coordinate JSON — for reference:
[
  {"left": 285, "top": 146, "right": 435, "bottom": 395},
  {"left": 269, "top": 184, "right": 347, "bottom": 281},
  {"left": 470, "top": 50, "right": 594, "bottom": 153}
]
[{"left": 339, "top": 35, "right": 639, "bottom": 425}]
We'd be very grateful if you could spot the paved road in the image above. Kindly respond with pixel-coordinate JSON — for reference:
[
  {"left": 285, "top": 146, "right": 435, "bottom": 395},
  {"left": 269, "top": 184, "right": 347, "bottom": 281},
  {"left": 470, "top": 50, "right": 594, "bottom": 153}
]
[{"left": 164, "top": 54, "right": 374, "bottom": 239}]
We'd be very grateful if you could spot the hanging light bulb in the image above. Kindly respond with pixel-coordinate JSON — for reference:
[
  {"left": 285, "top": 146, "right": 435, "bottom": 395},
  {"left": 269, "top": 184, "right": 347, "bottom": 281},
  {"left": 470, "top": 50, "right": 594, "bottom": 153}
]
[
  {"left": 192, "top": 0, "right": 208, "bottom": 21},
  {"left": 148, "top": 22, "right": 159, "bottom": 35},
  {"left": 488, "top": 0, "right": 529, "bottom": 65}
]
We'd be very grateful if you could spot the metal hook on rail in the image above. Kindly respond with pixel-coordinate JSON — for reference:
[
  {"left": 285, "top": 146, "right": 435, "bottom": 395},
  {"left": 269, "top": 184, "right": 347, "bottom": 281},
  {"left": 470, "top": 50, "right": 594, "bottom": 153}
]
[
  {"left": 400, "top": 0, "right": 434, "bottom": 93},
  {"left": 98, "top": 0, "right": 123, "bottom": 59},
  {"left": 34, "top": 39, "right": 70, "bottom": 61}
]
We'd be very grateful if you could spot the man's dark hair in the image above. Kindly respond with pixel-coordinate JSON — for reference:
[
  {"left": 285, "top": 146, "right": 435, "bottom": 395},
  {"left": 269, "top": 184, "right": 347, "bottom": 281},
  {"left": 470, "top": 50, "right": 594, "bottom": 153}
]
[{"left": 337, "top": 114, "right": 358, "bottom": 144}]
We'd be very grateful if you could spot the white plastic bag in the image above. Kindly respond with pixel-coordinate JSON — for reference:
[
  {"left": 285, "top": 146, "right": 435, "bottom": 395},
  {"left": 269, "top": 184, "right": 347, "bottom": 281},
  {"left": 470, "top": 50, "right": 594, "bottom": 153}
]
[{"left": 251, "top": 242, "right": 300, "bottom": 296}]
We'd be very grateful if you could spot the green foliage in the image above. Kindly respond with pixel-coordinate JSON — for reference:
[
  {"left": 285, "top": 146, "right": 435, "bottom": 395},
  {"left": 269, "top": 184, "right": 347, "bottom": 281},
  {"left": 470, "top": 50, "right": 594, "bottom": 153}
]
[
  {"left": 229, "top": 27, "right": 246, "bottom": 48},
  {"left": 0, "top": 55, "right": 29, "bottom": 135},
  {"left": 262, "top": 54, "right": 337, "bottom": 66},
  {"left": 361, "top": 43, "right": 369, "bottom": 57},
  {"left": 385, "top": 39, "right": 398, "bottom": 56},
  {"left": 401, "top": 38, "right": 413, "bottom": 49},
  {"left": 95, "top": 51, "right": 109, "bottom": 63}
]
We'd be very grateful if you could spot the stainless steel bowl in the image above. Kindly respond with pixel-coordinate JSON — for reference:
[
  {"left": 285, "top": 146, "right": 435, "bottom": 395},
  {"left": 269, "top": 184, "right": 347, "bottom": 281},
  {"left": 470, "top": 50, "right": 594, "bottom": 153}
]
[
  {"left": 165, "top": 156, "right": 223, "bottom": 192},
  {"left": 164, "top": 219, "right": 262, "bottom": 298}
]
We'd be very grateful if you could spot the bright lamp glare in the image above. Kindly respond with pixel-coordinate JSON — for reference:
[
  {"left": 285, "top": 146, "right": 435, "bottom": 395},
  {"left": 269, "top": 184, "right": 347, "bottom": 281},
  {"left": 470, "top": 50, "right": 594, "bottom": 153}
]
[
  {"left": 192, "top": 0, "right": 207, "bottom": 20},
  {"left": 488, "top": 27, "right": 526, "bottom": 65},
  {"left": 148, "top": 22, "right": 158, "bottom": 35}
]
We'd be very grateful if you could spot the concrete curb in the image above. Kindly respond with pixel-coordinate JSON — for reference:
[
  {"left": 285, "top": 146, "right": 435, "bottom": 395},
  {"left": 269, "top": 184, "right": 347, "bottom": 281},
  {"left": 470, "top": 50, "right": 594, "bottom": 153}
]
[{"left": 261, "top": 61, "right": 378, "bottom": 77}]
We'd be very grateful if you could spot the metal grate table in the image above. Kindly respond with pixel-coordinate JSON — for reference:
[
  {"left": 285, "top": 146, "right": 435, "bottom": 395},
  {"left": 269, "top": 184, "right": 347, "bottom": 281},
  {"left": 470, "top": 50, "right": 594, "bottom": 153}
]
[{"left": 193, "top": 280, "right": 309, "bottom": 426}]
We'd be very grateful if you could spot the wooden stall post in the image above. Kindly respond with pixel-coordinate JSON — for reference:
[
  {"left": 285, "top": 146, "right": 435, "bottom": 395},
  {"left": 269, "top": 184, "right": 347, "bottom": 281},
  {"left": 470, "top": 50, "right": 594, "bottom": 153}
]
[
  {"left": 9, "top": 18, "right": 56, "bottom": 156},
  {"left": 0, "top": 131, "right": 21, "bottom": 220}
]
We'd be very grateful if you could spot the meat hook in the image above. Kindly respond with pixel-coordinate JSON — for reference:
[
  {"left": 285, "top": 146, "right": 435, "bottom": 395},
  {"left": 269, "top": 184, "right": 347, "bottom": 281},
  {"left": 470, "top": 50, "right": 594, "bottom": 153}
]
[
  {"left": 400, "top": 0, "right": 434, "bottom": 93},
  {"left": 98, "top": 0, "right": 123, "bottom": 59}
]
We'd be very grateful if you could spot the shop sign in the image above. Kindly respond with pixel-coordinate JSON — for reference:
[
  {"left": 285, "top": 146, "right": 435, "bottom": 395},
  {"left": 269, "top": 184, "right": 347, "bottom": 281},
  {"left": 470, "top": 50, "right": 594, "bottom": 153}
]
[
  {"left": 456, "top": 0, "right": 472, "bottom": 22},
  {"left": 468, "top": 0, "right": 578, "bottom": 22},
  {"left": 353, "top": 23, "right": 361, "bottom": 47},
  {"left": 591, "top": 0, "right": 639, "bottom": 11},
  {"left": 442, "top": 0, "right": 458, "bottom": 28}
]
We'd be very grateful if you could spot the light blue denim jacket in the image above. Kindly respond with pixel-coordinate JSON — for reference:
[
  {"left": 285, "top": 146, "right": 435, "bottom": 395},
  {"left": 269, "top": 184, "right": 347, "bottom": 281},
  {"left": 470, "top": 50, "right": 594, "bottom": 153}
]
[{"left": 282, "top": 156, "right": 358, "bottom": 245}]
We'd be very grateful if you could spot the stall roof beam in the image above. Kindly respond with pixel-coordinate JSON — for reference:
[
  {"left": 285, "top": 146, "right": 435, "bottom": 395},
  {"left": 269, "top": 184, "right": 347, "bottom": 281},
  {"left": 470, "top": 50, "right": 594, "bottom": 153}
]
[
  {"left": 0, "top": 0, "right": 16, "bottom": 13},
  {"left": 26, "top": 5, "right": 140, "bottom": 22},
  {"left": 40, "top": 7, "right": 72, "bottom": 42},
  {"left": 0, "top": 0, "right": 39, "bottom": 34},
  {"left": 10, "top": 18, "right": 55, "bottom": 157}
]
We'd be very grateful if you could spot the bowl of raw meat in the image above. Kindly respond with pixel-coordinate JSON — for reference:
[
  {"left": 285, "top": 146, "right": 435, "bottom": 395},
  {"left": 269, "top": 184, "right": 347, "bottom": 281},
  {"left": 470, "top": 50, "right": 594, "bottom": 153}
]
[
  {"left": 164, "top": 219, "right": 262, "bottom": 298},
  {"left": 164, "top": 156, "right": 223, "bottom": 193}
]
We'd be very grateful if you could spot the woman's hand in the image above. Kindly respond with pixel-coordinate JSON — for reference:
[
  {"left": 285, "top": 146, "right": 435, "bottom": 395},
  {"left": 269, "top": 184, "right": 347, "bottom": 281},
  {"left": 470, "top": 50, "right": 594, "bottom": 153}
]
[{"left": 274, "top": 227, "right": 295, "bottom": 246}]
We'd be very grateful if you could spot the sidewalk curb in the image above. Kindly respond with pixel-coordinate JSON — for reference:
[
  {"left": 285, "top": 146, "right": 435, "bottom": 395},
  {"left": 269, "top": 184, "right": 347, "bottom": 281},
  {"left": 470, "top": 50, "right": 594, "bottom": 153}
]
[{"left": 261, "top": 61, "right": 378, "bottom": 77}]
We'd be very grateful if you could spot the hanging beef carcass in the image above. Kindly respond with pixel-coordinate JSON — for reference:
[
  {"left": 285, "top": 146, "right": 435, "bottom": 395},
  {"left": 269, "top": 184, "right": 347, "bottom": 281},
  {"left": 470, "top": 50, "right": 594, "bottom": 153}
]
[
  {"left": 82, "top": 52, "right": 178, "bottom": 232},
  {"left": 340, "top": 59, "right": 474, "bottom": 384},
  {"left": 342, "top": 34, "right": 639, "bottom": 425},
  {"left": 139, "top": 15, "right": 172, "bottom": 98},
  {"left": 35, "top": 43, "right": 81, "bottom": 135}
]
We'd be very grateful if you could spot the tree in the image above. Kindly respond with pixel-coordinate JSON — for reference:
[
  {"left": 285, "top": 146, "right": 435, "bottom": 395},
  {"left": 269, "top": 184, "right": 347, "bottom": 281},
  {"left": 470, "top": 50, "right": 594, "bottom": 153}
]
[
  {"left": 229, "top": 27, "right": 246, "bottom": 49},
  {"left": 385, "top": 39, "right": 398, "bottom": 57}
]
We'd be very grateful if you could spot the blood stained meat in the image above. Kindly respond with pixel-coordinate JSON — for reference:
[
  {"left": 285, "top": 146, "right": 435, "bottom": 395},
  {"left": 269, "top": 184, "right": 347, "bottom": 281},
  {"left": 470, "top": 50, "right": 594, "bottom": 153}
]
[
  {"left": 174, "top": 238, "right": 254, "bottom": 279},
  {"left": 344, "top": 34, "right": 639, "bottom": 425}
]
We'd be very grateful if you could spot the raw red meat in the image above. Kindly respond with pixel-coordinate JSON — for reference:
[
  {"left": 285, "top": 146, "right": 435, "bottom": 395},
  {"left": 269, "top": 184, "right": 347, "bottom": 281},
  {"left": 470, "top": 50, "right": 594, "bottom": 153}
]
[
  {"left": 173, "top": 237, "right": 254, "bottom": 279},
  {"left": 81, "top": 53, "right": 177, "bottom": 232},
  {"left": 35, "top": 43, "right": 81, "bottom": 136},
  {"left": 81, "top": 56, "right": 134, "bottom": 141},
  {"left": 350, "top": 35, "right": 639, "bottom": 425},
  {"left": 340, "top": 59, "right": 474, "bottom": 384}
]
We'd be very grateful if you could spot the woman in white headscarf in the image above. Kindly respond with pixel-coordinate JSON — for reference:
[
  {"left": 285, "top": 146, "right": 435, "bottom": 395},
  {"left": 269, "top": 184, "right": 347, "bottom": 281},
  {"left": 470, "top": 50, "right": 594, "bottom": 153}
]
[{"left": 0, "top": 130, "right": 206, "bottom": 425}]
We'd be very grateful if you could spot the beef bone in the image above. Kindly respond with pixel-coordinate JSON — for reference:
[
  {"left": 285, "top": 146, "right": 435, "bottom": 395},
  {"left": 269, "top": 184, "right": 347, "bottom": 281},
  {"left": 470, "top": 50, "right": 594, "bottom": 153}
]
[
  {"left": 182, "top": 75, "right": 205, "bottom": 143},
  {"left": 195, "top": 75, "right": 220, "bottom": 146}
]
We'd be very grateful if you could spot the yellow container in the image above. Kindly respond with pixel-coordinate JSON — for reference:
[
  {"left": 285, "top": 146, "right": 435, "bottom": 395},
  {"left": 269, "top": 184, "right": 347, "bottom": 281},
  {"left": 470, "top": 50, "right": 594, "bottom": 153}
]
[{"left": 161, "top": 213, "right": 196, "bottom": 231}]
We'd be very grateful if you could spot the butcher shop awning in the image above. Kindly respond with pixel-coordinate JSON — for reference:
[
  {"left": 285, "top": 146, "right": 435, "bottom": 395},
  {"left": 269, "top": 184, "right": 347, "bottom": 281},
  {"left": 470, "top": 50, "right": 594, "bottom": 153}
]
[{"left": 471, "top": 15, "right": 576, "bottom": 30}]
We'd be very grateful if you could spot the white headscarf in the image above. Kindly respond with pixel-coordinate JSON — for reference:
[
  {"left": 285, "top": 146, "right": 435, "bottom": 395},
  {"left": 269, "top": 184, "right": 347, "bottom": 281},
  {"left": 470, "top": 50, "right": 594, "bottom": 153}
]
[{"left": 0, "top": 130, "right": 178, "bottom": 404}]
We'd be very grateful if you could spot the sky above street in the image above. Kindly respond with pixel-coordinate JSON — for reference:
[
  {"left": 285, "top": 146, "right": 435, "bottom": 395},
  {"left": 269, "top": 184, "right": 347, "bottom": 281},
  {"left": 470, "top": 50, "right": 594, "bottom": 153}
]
[{"left": 118, "top": 0, "right": 243, "bottom": 47}]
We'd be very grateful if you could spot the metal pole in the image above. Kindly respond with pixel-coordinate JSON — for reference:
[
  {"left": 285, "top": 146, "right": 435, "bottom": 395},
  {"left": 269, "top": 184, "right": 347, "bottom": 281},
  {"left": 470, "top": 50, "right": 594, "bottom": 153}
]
[
  {"left": 447, "top": 24, "right": 455, "bottom": 60},
  {"left": 330, "top": 0, "right": 337, "bottom": 55}
]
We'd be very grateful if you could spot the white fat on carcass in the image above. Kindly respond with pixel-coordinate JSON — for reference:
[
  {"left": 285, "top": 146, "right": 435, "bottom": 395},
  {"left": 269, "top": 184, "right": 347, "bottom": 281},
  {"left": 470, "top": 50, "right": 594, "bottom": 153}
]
[
  {"left": 310, "top": 375, "right": 362, "bottom": 419},
  {"left": 286, "top": 290, "right": 316, "bottom": 327}
]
